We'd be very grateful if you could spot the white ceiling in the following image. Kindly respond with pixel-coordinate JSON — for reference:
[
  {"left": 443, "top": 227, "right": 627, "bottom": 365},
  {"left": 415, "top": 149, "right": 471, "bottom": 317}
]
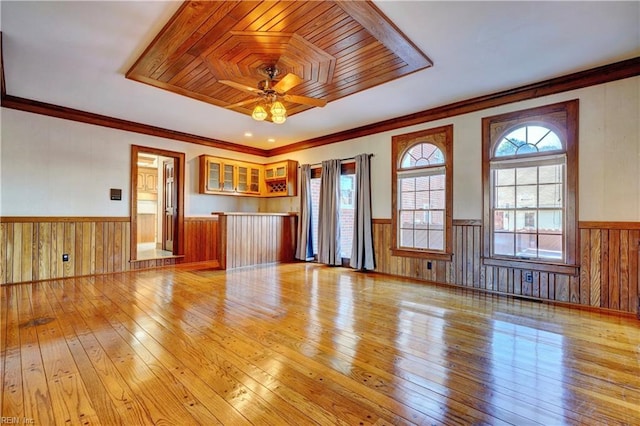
[{"left": 2, "top": 1, "right": 639, "bottom": 150}]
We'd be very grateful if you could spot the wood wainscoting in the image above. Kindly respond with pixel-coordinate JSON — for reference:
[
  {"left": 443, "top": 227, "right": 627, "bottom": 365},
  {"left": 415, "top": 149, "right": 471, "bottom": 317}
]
[
  {"left": 373, "top": 219, "right": 640, "bottom": 315},
  {"left": 183, "top": 216, "right": 220, "bottom": 264},
  {"left": 217, "top": 213, "right": 297, "bottom": 270},
  {"left": 0, "top": 217, "right": 132, "bottom": 284}
]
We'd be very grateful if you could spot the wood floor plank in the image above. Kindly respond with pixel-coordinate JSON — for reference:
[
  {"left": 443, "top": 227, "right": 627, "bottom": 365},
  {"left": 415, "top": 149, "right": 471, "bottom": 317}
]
[
  {"left": 16, "top": 284, "right": 55, "bottom": 424},
  {"left": 1, "top": 286, "right": 24, "bottom": 419},
  {"left": 104, "top": 274, "right": 353, "bottom": 425},
  {"left": 2, "top": 263, "right": 640, "bottom": 425}
]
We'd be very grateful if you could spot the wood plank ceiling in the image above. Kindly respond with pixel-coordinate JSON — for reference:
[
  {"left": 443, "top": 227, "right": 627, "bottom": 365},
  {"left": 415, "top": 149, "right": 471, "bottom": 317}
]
[{"left": 126, "top": 1, "right": 432, "bottom": 119}]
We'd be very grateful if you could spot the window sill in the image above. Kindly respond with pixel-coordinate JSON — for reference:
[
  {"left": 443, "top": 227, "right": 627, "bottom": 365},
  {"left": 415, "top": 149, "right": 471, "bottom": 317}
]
[
  {"left": 391, "top": 248, "right": 453, "bottom": 262},
  {"left": 482, "top": 257, "right": 579, "bottom": 276}
]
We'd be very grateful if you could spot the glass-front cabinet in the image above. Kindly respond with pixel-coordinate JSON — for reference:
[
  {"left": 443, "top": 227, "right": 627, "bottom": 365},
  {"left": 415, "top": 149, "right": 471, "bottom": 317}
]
[
  {"left": 201, "top": 157, "right": 235, "bottom": 193},
  {"left": 236, "top": 165, "right": 261, "bottom": 194},
  {"left": 199, "top": 155, "right": 297, "bottom": 197}
]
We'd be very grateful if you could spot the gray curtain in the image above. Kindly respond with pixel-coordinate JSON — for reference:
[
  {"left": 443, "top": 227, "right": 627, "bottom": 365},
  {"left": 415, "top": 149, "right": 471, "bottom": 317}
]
[
  {"left": 317, "top": 159, "right": 342, "bottom": 265},
  {"left": 350, "top": 154, "right": 376, "bottom": 270},
  {"left": 295, "top": 164, "right": 313, "bottom": 261}
]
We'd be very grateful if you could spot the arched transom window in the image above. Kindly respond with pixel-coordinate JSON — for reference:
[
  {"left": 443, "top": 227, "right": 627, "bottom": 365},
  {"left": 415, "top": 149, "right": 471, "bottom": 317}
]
[{"left": 494, "top": 125, "right": 563, "bottom": 157}]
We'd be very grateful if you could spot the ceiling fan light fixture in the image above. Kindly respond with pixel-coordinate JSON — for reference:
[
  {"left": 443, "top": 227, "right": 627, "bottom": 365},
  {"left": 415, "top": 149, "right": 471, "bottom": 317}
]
[
  {"left": 251, "top": 105, "right": 268, "bottom": 121},
  {"left": 271, "top": 113, "right": 287, "bottom": 124},
  {"left": 270, "top": 101, "right": 286, "bottom": 116}
]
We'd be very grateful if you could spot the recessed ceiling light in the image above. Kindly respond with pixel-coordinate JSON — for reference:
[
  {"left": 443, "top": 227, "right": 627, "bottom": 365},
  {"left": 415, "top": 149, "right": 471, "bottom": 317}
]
[
  {"left": 244, "top": 132, "right": 253, "bottom": 137},
  {"left": 267, "top": 138, "right": 276, "bottom": 143}
]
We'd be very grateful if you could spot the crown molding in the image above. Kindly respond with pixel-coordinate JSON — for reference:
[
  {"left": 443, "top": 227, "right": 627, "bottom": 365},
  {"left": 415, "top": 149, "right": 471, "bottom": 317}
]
[
  {"left": 2, "top": 25, "right": 638, "bottom": 160},
  {"left": 266, "top": 56, "right": 640, "bottom": 156}
]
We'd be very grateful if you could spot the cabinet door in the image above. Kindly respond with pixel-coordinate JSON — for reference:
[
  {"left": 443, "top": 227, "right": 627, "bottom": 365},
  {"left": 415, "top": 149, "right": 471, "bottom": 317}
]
[
  {"left": 236, "top": 165, "right": 261, "bottom": 194},
  {"left": 275, "top": 165, "right": 287, "bottom": 178},
  {"left": 207, "top": 161, "right": 221, "bottom": 191},
  {"left": 237, "top": 165, "right": 249, "bottom": 192},
  {"left": 250, "top": 168, "right": 261, "bottom": 193},
  {"left": 145, "top": 172, "right": 157, "bottom": 193},
  {"left": 222, "top": 164, "right": 235, "bottom": 191}
]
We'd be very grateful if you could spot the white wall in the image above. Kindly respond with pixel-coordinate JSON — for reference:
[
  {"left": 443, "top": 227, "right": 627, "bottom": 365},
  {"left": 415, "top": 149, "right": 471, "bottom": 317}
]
[
  {"left": 0, "top": 109, "right": 264, "bottom": 217},
  {"left": 267, "top": 76, "right": 640, "bottom": 221},
  {"left": 2, "top": 76, "right": 639, "bottom": 221}
]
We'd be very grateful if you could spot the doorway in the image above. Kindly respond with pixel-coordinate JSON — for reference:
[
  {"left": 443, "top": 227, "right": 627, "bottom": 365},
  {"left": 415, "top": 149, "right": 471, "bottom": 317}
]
[{"left": 131, "top": 145, "right": 185, "bottom": 261}]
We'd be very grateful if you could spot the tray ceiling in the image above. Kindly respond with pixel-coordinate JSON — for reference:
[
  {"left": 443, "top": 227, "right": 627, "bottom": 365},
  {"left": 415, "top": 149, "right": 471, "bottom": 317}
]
[{"left": 126, "top": 0, "right": 432, "bottom": 119}]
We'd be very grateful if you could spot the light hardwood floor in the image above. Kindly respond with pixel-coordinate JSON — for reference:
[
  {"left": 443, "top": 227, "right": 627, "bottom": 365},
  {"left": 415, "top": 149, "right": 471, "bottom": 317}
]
[{"left": 1, "top": 262, "right": 639, "bottom": 425}]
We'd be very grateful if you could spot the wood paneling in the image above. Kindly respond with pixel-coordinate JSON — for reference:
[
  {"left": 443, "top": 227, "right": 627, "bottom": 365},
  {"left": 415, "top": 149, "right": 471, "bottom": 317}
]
[
  {"left": 183, "top": 217, "right": 220, "bottom": 264},
  {"left": 373, "top": 220, "right": 640, "bottom": 314},
  {"left": 218, "top": 213, "right": 296, "bottom": 270},
  {"left": 581, "top": 227, "right": 640, "bottom": 313},
  {"left": 0, "top": 217, "right": 130, "bottom": 285}
]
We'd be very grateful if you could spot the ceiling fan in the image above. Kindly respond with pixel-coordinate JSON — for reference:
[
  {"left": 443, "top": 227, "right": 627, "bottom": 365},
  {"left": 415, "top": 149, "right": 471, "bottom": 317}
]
[{"left": 219, "top": 66, "right": 327, "bottom": 123}]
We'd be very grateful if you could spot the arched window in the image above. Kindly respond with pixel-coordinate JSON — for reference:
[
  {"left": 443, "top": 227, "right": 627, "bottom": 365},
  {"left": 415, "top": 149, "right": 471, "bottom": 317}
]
[
  {"left": 392, "top": 125, "right": 453, "bottom": 259},
  {"left": 483, "top": 101, "right": 578, "bottom": 273}
]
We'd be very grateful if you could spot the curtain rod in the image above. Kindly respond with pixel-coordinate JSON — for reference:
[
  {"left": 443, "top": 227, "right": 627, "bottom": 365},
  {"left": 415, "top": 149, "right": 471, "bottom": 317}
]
[{"left": 301, "top": 153, "right": 374, "bottom": 168}]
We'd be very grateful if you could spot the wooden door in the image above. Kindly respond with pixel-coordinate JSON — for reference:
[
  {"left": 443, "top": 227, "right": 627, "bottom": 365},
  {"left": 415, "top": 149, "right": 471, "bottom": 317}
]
[{"left": 163, "top": 159, "right": 177, "bottom": 252}]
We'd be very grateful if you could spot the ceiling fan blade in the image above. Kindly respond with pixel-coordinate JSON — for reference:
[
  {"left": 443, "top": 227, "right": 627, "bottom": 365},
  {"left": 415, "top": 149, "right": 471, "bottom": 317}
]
[
  {"left": 273, "top": 73, "right": 304, "bottom": 94},
  {"left": 218, "top": 80, "right": 263, "bottom": 95},
  {"left": 224, "top": 97, "right": 261, "bottom": 109},
  {"left": 283, "top": 94, "right": 327, "bottom": 108}
]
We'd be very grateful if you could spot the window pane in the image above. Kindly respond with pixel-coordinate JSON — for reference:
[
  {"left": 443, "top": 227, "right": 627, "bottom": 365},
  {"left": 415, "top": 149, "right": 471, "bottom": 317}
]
[
  {"left": 495, "top": 186, "right": 515, "bottom": 208},
  {"left": 539, "top": 165, "right": 562, "bottom": 184},
  {"left": 538, "top": 234, "right": 563, "bottom": 259},
  {"left": 516, "top": 144, "right": 537, "bottom": 155},
  {"left": 415, "top": 176, "right": 429, "bottom": 191},
  {"left": 401, "top": 192, "right": 415, "bottom": 209},
  {"left": 506, "top": 127, "right": 527, "bottom": 144},
  {"left": 516, "top": 233, "right": 537, "bottom": 257},
  {"left": 527, "top": 126, "right": 550, "bottom": 144},
  {"left": 430, "top": 174, "right": 445, "bottom": 190},
  {"left": 310, "top": 178, "right": 321, "bottom": 256},
  {"left": 414, "top": 213, "right": 428, "bottom": 229},
  {"left": 429, "top": 210, "right": 444, "bottom": 227},
  {"left": 539, "top": 184, "right": 563, "bottom": 208},
  {"left": 539, "top": 210, "right": 563, "bottom": 232},
  {"left": 494, "top": 210, "right": 514, "bottom": 232},
  {"left": 496, "top": 169, "right": 515, "bottom": 186},
  {"left": 516, "top": 185, "right": 537, "bottom": 208},
  {"left": 400, "top": 229, "right": 414, "bottom": 247},
  {"left": 430, "top": 190, "right": 445, "bottom": 209},
  {"left": 401, "top": 177, "right": 415, "bottom": 192},
  {"left": 414, "top": 230, "right": 428, "bottom": 248},
  {"left": 494, "top": 233, "right": 514, "bottom": 256},
  {"left": 400, "top": 211, "right": 414, "bottom": 228},
  {"left": 340, "top": 174, "right": 355, "bottom": 258},
  {"left": 535, "top": 130, "right": 562, "bottom": 152},
  {"left": 415, "top": 191, "right": 430, "bottom": 209},
  {"left": 495, "top": 140, "right": 517, "bottom": 157},
  {"left": 429, "top": 230, "right": 444, "bottom": 250},
  {"left": 516, "top": 167, "right": 537, "bottom": 184},
  {"left": 516, "top": 211, "right": 537, "bottom": 232}
]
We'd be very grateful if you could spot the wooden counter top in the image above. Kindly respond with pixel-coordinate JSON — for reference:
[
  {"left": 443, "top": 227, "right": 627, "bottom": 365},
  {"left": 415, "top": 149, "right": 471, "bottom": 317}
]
[{"left": 212, "top": 212, "right": 297, "bottom": 217}]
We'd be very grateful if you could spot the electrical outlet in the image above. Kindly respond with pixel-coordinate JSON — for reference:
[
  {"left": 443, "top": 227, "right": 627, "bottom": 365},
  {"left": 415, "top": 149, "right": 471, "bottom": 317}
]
[
  {"left": 62, "top": 254, "right": 69, "bottom": 262},
  {"left": 524, "top": 271, "right": 533, "bottom": 283}
]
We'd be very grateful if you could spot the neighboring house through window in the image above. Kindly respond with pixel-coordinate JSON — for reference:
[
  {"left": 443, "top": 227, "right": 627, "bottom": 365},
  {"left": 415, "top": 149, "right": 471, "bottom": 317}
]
[
  {"left": 310, "top": 162, "right": 356, "bottom": 259},
  {"left": 482, "top": 100, "right": 579, "bottom": 274},
  {"left": 392, "top": 125, "right": 453, "bottom": 260}
]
